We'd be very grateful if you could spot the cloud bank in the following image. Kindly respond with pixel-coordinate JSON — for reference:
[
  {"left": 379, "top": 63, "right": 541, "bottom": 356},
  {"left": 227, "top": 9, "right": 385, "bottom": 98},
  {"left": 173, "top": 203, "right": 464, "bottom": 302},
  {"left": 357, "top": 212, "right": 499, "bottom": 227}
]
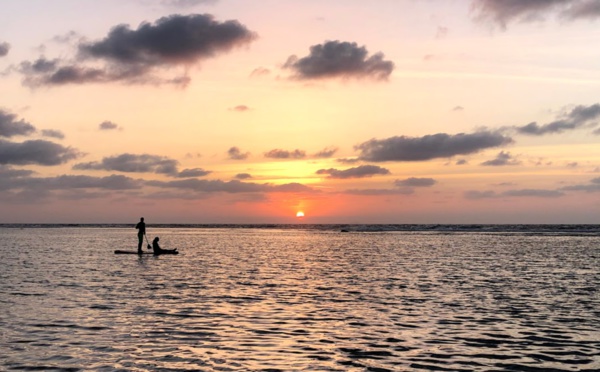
[
  {"left": 0, "top": 139, "right": 81, "bottom": 166},
  {"left": 515, "top": 103, "right": 600, "bottom": 135},
  {"left": 74, "top": 153, "right": 179, "bottom": 175},
  {"left": 356, "top": 131, "right": 513, "bottom": 162},
  {"left": 20, "top": 14, "right": 257, "bottom": 87},
  {"left": 316, "top": 165, "right": 390, "bottom": 179},
  {"left": 473, "top": 0, "right": 600, "bottom": 28}
]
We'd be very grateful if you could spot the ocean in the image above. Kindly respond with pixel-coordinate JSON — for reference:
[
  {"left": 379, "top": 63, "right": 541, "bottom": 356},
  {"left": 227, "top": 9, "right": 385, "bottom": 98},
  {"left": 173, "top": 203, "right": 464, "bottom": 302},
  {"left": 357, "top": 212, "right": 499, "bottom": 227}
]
[{"left": 1, "top": 225, "right": 598, "bottom": 371}]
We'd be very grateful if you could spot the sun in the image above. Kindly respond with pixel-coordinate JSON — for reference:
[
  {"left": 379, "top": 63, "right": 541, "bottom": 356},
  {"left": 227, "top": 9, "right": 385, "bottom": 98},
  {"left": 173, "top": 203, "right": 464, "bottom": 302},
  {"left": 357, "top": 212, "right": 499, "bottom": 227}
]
[{"left": 296, "top": 211, "right": 305, "bottom": 218}]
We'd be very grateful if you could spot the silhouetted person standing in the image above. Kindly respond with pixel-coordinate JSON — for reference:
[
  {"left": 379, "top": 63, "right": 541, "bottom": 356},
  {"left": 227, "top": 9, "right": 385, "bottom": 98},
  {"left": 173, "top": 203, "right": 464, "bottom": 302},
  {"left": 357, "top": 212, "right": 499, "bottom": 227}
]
[{"left": 135, "top": 217, "right": 146, "bottom": 253}]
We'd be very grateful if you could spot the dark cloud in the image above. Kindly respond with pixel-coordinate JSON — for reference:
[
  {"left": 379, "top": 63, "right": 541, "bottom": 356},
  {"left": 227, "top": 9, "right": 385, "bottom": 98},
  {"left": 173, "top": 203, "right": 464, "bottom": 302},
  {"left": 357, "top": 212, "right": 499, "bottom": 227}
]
[
  {"left": 563, "top": 0, "right": 600, "bottom": 19},
  {"left": 284, "top": 40, "right": 394, "bottom": 81},
  {"left": 264, "top": 149, "right": 306, "bottom": 159},
  {"left": 41, "top": 129, "right": 65, "bottom": 139},
  {"left": 561, "top": 177, "right": 600, "bottom": 192},
  {"left": 228, "top": 146, "right": 250, "bottom": 160},
  {"left": 515, "top": 103, "right": 600, "bottom": 135},
  {"left": 99, "top": 121, "right": 119, "bottom": 130},
  {"left": 0, "top": 110, "right": 36, "bottom": 138},
  {"left": 480, "top": 151, "right": 521, "bottom": 166},
  {"left": 473, "top": 0, "right": 600, "bottom": 28},
  {"left": 0, "top": 165, "right": 35, "bottom": 179},
  {"left": 0, "top": 139, "right": 81, "bottom": 166},
  {"left": 394, "top": 177, "right": 437, "bottom": 187},
  {"left": 356, "top": 131, "right": 512, "bottom": 162},
  {"left": 336, "top": 157, "right": 360, "bottom": 164},
  {"left": 313, "top": 147, "right": 338, "bottom": 158},
  {"left": 147, "top": 178, "right": 316, "bottom": 193},
  {"left": 176, "top": 168, "right": 211, "bottom": 178},
  {"left": 20, "top": 14, "right": 256, "bottom": 86},
  {"left": 316, "top": 165, "right": 390, "bottom": 179},
  {"left": 0, "top": 171, "right": 142, "bottom": 192},
  {"left": 465, "top": 188, "right": 565, "bottom": 199},
  {"left": 73, "top": 153, "right": 179, "bottom": 175},
  {"left": 235, "top": 173, "right": 252, "bottom": 180},
  {"left": 0, "top": 42, "right": 10, "bottom": 57}
]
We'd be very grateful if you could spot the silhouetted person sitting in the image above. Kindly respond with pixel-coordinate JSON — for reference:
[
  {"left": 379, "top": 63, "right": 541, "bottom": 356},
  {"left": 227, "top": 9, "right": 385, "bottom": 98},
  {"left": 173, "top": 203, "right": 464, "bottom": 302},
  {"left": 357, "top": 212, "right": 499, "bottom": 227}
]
[{"left": 152, "top": 236, "right": 177, "bottom": 255}]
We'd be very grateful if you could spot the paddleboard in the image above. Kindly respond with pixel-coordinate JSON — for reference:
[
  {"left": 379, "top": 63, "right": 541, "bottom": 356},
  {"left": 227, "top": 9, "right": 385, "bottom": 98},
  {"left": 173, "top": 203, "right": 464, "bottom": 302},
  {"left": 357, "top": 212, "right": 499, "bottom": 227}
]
[{"left": 114, "top": 250, "right": 179, "bottom": 255}]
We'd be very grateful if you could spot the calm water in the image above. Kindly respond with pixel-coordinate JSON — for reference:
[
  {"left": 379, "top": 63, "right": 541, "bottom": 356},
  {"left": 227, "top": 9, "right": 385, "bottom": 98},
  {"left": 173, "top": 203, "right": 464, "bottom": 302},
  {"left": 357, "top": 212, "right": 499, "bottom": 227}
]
[{"left": 1, "top": 227, "right": 599, "bottom": 371}]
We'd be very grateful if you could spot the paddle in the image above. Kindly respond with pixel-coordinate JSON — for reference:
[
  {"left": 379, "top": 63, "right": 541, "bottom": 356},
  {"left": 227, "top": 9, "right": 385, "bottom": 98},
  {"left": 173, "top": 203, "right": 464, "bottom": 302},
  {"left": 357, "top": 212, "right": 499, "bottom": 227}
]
[{"left": 145, "top": 234, "right": 152, "bottom": 250}]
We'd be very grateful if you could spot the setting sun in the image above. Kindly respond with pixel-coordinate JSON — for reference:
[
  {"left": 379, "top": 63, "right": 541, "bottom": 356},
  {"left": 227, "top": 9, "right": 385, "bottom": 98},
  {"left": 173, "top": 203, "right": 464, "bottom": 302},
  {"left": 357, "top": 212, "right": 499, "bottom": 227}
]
[{"left": 296, "top": 211, "right": 305, "bottom": 218}]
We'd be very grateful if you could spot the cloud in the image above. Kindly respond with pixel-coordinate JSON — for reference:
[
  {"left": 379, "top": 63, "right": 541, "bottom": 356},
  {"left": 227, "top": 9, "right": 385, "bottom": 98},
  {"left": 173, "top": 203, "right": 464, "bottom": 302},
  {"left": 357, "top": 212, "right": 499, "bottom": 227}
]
[
  {"left": 283, "top": 40, "right": 394, "bottom": 81},
  {"left": 563, "top": 0, "right": 600, "bottom": 19},
  {"left": 20, "top": 14, "right": 257, "bottom": 86},
  {"left": 264, "top": 148, "right": 306, "bottom": 159},
  {"left": 480, "top": 151, "right": 521, "bottom": 166},
  {"left": 452, "top": 106, "right": 464, "bottom": 112},
  {"left": 465, "top": 188, "right": 565, "bottom": 199},
  {"left": 228, "top": 146, "right": 250, "bottom": 160},
  {"left": 336, "top": 157, "right": 360, "bottom": 164},
  {"left": 472, "top": 0, "right": 600, "bottom": 28},
  {"left": 0, "top": 110, "right": 36, "bottom": 138},
  {"left": 313, "top": 147, "right": 338, "bottom": 158},
  {"left": 230, "top": 105, "right": 250, "bottom": 112},
  {"left": 175, "top": 168, "right": 211, "bottom": 178},
  {"left": 0, "top": 170, "right": 143, "bottom": 192},
  {"left": 0, "top": 139, "right": 81, "bottom": 166},
  {"left": 394, "top": 177, "right": 437, "bottom": 187},
  {"left": 561, "top": 177, "right": 600, "bottom": 192},
  {"left": 356, "top": 131, "right": 513, "bottom": 162},
  {"left": 503, "top": 189, "right": 565, "bottom": 197},
  {"left": 99, "top": 120, "right": 120, "bottom": 130},
  {"left": 344, "top": 188, "right": 414, "bottom": 196},
  {"left": 316, "top": 165, "right": 390, "bottom": 179},
  {"left": 0, "top": 165, "right": 35, "bottom": 179},
  {"left": 250, "top": 66, "right": 270, "bottom": 77},
  {"left": 0, "top": 42, "right": 9, "bottom": 57},
  {"left": 161, "top": 0, "right": 218, "bottom": 8},
  {"left": 515, "top": 103, "right": 600, "bottom": 135},
  {"left": 235, "top": 173, "right": 252, "bottom": 180},
  {"left": 41, "top": 129, "right": 65, "bottom": 139},
  {"left": 73, "top": 153, "right": 179, "bottom": 175},
  {"left": 147, "top": 178, "right": 316, "bottom": 193}
]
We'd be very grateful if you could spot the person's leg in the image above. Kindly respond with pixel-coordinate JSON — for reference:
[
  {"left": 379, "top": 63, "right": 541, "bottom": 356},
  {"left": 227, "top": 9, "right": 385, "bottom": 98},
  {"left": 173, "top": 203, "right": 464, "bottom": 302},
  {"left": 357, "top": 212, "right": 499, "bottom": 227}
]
[{"left": 138, "top": 233, "right": 143, "bottom": 251}]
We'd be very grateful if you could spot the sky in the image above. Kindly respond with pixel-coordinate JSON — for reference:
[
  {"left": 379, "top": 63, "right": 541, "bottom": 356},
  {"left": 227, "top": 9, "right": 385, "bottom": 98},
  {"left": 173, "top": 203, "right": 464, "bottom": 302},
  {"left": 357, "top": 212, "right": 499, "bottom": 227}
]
[{"left": 1, "top": 0, "right": 600, "bottom": 224}]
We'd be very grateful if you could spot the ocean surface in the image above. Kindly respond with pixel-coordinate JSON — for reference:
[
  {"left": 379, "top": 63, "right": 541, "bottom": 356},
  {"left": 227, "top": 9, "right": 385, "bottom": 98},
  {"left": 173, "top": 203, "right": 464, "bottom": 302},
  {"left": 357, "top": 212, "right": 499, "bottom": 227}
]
[{"left": 1, "top": 225, "right": 598, "bottom": 371}]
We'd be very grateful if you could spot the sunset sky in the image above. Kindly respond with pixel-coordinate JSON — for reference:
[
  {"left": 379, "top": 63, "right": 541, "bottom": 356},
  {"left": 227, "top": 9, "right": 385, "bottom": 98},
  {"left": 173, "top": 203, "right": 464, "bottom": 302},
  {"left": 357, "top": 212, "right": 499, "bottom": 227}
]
[{"left": 1, "top": 0, "right": 600, "bottom": 224}]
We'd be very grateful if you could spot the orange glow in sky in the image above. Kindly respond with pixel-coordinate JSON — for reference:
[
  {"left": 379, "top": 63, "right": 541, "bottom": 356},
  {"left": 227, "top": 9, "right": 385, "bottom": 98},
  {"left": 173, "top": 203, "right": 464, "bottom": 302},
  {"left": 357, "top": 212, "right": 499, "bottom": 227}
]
[{"left": 0, "top": 1, "right": 599, "bottom": 223}]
